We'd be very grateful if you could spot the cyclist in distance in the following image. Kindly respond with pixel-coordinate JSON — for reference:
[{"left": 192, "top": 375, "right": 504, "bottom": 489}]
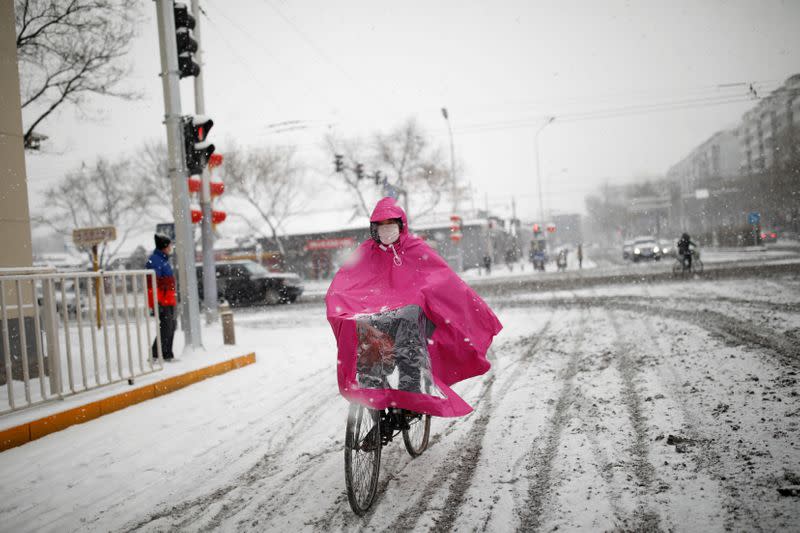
[
  {"left": 326, "top": 197, "right": 502, "bottom": 418},
  {"left": 677, "top": 232, "right": 697, "bottom": 269}
]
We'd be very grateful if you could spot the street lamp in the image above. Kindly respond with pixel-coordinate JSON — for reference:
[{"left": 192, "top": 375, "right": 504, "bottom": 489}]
[
  {"left": 441, "top": 107, "right": 463, "bottom": 271},
  {"left": 535, "top": 116, "right": 555, "bottom": 223},
  {"left": 441, "top": 107, "right": 457, "bottom": 213}
]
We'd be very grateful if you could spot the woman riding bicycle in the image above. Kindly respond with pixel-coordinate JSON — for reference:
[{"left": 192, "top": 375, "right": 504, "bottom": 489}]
[{"left": 326, "top": 197, "right": 502, "bottom": 418}]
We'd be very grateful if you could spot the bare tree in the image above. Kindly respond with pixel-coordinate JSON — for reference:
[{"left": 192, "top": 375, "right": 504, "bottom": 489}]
[
  {"left": 15, "top": 0, "right": 141, "bottom": 149},
  {"left": 35, "top": 157, "right": 147, "bottom": 267},
  {"left": 372, "top": 118, "right": 451, "bottom": 218},
  {"left": 324, "top": 118, "right": 452, "bottom": 220},
  {"left": 223, "top": 145, "right": 306, "bottom": 254},
  {"left": 134, "top": 139, "right": 173, "bottom": 220}
]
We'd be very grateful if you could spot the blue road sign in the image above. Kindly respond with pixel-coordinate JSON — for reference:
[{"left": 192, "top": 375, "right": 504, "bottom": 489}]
[{"left": 748, "top": 212, "right": 760, "bottom": 225}]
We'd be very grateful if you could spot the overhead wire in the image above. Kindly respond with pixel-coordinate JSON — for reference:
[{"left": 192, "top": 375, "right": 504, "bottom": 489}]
[
  {"left": 260, "top": 0, "right": 356, "bottom": 86},
  {"left": 200, "top": 5, "right": 283, "bottom": 110},
  {"left": 449, "top": 93, "right": 762, "bottom": 137},
  {"left": 203, "top": 0, "right": 339, "bottom": 112}
]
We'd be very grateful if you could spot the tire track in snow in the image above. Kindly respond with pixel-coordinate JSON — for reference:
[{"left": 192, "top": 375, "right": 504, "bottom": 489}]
[
  {"left": 499, "top": 295, "right": 799, "bottom": 368},
  {"left": 123, "top": 384, "right": 341, "bottom": 532},
  {"left": 605, "top": 308, "right": 663, "bottom": 532},
  {"left": 515, "top": 309, "right": 587, "bottom": 532},
  {"left": 636, "top": 309, "right": 763, "bottom": 532}
]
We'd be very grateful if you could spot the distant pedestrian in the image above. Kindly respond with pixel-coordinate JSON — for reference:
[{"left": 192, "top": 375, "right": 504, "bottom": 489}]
[
  {"left": 556, "top": 249, "right": 568, "bottom": 271},
  {"left": 483, "top": 254, "right": 492, "bottom": 274},
  {"left": 146, "top": 233, "right": 177, "bottom": 361},
  {"left": 577, "top": 244, "right": 583, "bottom": 269},
  {"left": 505, "top": 248, "right": 516, "bottom": 272}
]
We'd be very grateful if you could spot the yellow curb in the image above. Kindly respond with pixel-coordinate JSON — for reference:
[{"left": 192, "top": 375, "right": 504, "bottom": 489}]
[{"left": 0, "top": 352, "right": 256, "bottom": 453}]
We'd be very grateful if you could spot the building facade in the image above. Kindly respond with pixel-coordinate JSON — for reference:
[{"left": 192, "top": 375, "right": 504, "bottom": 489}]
[{"left": 739, "top": 74, "right": 800, "bottom": 175}]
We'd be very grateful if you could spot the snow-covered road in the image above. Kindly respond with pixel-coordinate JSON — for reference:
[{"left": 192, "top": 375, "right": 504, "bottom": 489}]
[{"left": 0, "top": 275, "right": 798, "bottom": 532}]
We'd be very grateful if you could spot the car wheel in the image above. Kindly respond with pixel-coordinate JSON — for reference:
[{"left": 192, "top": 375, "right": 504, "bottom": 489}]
[{"left": 265, "top": 287, "right": 281, "bottom": 305}]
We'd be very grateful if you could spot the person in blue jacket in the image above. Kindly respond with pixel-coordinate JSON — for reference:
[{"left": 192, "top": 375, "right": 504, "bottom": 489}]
[{"left": 146, "top": 234, "right": 177, "bottom": 361}]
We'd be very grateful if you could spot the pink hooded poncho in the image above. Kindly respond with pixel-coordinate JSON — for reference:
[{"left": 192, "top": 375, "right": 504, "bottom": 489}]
[{"left": 326, "top": 197, "right": 502, "bottom": 417}]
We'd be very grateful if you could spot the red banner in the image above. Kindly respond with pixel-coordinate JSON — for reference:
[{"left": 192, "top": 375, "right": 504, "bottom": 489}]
[{"left": 305, "top": 237, "right": 356, "bottom": 251}]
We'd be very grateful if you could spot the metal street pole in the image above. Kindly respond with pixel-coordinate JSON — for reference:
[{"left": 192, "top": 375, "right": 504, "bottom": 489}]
[
  {"left": 535, "top": 116, "right": 555, "bottom": 224},
  {"left": 442, "top": 107, "right": 463, "bottom": 271},
  {"left": 155, "top": 0, "right": 202, "bottom": 348},
  {"left": 191, "top": 0, "right": 218, "bottom": 325}
]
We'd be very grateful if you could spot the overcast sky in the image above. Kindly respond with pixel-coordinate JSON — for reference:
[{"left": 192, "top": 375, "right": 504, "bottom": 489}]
[{"left": 22, "top": 0, "right": 800, "bottom": 231}]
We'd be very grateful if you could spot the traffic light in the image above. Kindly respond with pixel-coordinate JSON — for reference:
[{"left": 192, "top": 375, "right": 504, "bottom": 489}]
[
  {"left": 174, "top": 2, "right": 200, "bottom": 78},
  {"left": 533, "top": 223, "right": 541, "bottom": 235},
  {"left": 182, "top": 115, "right": 215, "bottom": 175},
  {"left": 355, "top": 163, "right": 364, "bottom": 180},
  {"left": 334, "top": 154, "right": 344, "bottom": 173}
]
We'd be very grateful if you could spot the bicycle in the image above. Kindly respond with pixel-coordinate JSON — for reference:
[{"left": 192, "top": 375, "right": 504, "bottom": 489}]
[
  {"left": 672, "top": 249, "right": 703, "bottom": 276},
  {"left": 344, "top": 403, "right": 431, "bottom": 515}
]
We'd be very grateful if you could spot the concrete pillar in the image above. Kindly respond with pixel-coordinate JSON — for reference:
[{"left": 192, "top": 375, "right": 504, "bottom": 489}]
[
  {"left": 0, "top": 0, "right": 34, "bottom": 270},
  {"left": 1, "top": 1, "right": 39, "bottom": 388}
]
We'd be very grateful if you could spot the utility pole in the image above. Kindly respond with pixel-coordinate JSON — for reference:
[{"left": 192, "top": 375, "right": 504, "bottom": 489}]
[
  {"left": 191, "top": 0, "right": 218, "bottom": 324},
  {"left": 535, "top": 116, "right": 555, "bottom": 223},
  {"left": 155, "top": 0, "right": 202, "bottom": 348},
  {"left": 442, "top": 107, "right": 462, "bottom": 271}
]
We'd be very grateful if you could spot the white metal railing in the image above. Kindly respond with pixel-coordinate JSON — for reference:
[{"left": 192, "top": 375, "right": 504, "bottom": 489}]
[{"left": 0, "top": 269, "right": 163, "bottom": 415}]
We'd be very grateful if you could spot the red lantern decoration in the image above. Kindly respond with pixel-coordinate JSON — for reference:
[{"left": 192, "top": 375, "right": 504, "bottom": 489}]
[
  {"left": 190, "top": 208, "right": 202, "bottom": 224},
  {"left": 208, "top": 153, "right": 224, "bottom": 169},
  {"left": 188, "top": 177, "right": 201, "bottom": 193},
  {"left": 210, "top": 181, "right": 225, "bottom": 196},
  {"left": 211, "top": 210, "right": 226, "bottom": 224},
  {"left": 449, "top": 214, "right": 462, "bottom": 242}
]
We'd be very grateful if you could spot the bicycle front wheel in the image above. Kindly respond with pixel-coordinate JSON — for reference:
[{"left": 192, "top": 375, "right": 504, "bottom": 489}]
[
  {"left": 402, "top": 411, "right": 431, "bottom": 457},
  {"left": 672, "top": 260, "right": 683, "bottom": 276},
  {"left": 344, "top": 403, "right": 381, "bottom": 515}
]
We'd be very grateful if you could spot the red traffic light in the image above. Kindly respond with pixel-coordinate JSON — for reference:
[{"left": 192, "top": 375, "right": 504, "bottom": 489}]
[{"left": 533, "top": 223, "right": 541, "bottom": 234}]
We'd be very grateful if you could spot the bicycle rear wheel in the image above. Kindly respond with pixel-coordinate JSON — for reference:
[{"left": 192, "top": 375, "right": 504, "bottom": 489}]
[
  {"left": 402, "top": 411, "right": 431, "bottom": 457},
  {"left": 672, "top": 260, "right": 683, "bottom": 276},
  {"left": 693, "top": 259, "right": 704, "bottom": 274},
  {"left": 344, "top": 403, "right": 381, "bottom": 515}
]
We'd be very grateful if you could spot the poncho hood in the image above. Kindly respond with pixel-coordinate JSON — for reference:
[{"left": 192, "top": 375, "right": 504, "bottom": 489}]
[{"left": 326, "top": 197, "right": 502, "bottom": 417}]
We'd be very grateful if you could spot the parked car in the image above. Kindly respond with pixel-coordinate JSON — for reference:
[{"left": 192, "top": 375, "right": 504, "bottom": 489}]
[
  {"left": 37, "top": 280, "right": 88, "bottom": 317},
  {"left": 622, "top": 240, "right": 635, "bottom": 260},
  {"left": 196, "top": 260, "right": 303, "bottom": 306},
  {"left": 631, "top": 236, "right": 662, "bottom": 262}
]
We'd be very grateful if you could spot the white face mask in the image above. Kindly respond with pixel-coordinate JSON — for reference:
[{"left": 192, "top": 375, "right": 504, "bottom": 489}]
[{"left": 377, "top": 223, "right": 400, "bottom": 245}]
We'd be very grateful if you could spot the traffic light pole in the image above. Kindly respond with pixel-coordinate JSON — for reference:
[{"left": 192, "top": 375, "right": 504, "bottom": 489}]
[
  {"left": 155, "top": 0, "right": 202, "bottom": 348},
  {"left": 191, "top": 0, "right": 218, "bottom": 324}
]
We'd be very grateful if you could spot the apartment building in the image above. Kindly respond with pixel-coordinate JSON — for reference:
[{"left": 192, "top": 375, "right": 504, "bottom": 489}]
[{"left": 739, "top": 74, "right": 800, "bottom": 174}]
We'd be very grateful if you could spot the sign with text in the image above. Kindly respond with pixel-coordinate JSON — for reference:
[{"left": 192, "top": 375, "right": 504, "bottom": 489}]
[
  {"left": 305, "top": 237, "right": 356, "bottom": 251},
  {"left": 72, "top": 226, "right": 117, "bottom": 248},
  {"left": 748, "top": 212, "right": 761, "bottom": 225},
  {"left": 156, "top": 222, "right": 176, "bottom": 242}
]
